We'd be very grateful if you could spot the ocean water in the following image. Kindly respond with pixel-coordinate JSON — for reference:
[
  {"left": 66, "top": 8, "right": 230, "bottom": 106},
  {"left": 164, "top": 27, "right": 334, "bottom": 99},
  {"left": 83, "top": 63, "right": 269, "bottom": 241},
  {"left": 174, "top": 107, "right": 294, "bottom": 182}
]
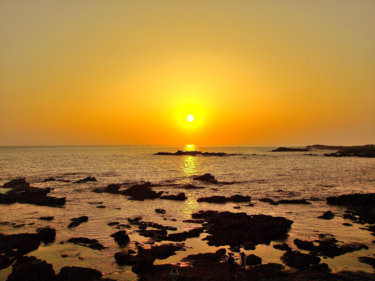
[{"left": 0, "top": 145, "right": 375, "bottom": 280}]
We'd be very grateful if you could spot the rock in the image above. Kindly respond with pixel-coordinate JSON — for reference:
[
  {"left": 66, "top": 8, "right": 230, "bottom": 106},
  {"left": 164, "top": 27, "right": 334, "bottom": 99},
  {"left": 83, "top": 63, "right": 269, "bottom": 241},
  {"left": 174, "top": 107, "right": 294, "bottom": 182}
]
[
  {"left": 272, "top": 147, "right": 310, "bottom": 152},
  {"left": 36, "top": 227, "right": 56, "bottom": 244},
  {"left": 246, "top": 254, "right": 262, "bottom": 265},
  {"left": 128, "top": 218, "right": 176, "bottom": 231},
  {"left": 327, "top": 193, "right": 375, "bottom": 207},
  {"left": 318, "top": 211, "right": 335, "bottom": 220},
  {"left": 3, "top": 178, "right": 29, "bottom": 189},
  {"left": 161, "top": 192, "right": 187, "bottom": 201},
  {"left": 138, "top": 229, "right": 167, "bottom": 238},
  {"left": 93, "top": 184, "right": 121, "bottom": 194},
  {"left": 276, "top": 199, "right": 311, "bottom": 205},
  {"left": 310, "top": 263, "right": 331, "bottom": 273},
  {"left": 176, "top": 184, "right": 205, "bottom": 190},
  {"left": 192, "top": 211, "right": 293, "bottom": 247},
  {"left": 343, "top": 223, "right": 353, "bottom": 226},
  {"left": 7, "top": 256, "right": 56, "bottom": 281},
  {"left": 110, "top": 231, "right": 130, "bottom": 245},
  {"left": 358, "top": 256, "right": 375, "bottom": 268},
  {"left": 73, "top": 177, "right": 97, "bottom": 183},
  {"left": 39, "top": 216, "right": 54, "bottom": 221},
  {"left": 273, "top": 243, "right": 291, "bottom": 251},
  {"left": 0, "top": 255, "right": 14, "bottom": 270},
  {"left": 182, "top": 219, "right": 205, "bottom": 224},
  {"left": 182, "top": 249, "right": 227, "bottom": 264},
  {"left": 322, "top": 144, "right": 375, "bottom": 158},
  {"left": 42, "top": 177, "right": 56, "bottom": 182},
  {"left": 68, "top": 216, "right": 88, "bottom": 228},
  {"left": 197, "top": 195, "right": 251, "bottom": 204},
  {"left": 5, "top": 185, "right": 65, "bottom": 207},
  {"left": 0, "top": 193, "right": 15, "bottom": 204},
  {"left": 155, "top": 151, "right": 234, "bottom": 157},
  {"left": 67, "top": 237, "right": 104, "bottom": 250},
  {"left": 281, "top": 251, "right": 320, "bottom": 269},
  {"left": 142, "top": 244, "right": 184, "bottom": 260},
  {"left": 259, "top": 198, "right": 277, "bottom": 205},
  {"left": 155, "top": 208, "right": 166, "bottom": 214},
  {"left": 57, "top": 266, "right": 102, "bottom": 281},
  {"left": 193, "top": 173, "right": 218, "bottom": 184},
  {"left": 164, "top": 227, "right": 204, "bottom": 242},
  {"left": 294, "top": 239, "right": 316, "bottom": 251},
  {"left": 122, "top": 182, "right": 163, "bottom": 200},
  {"left": 0, "top": 233, "right": 41, "bottom": 256},
  {"left": 107, "top": 222, "right": 119, "bottom": 226}
]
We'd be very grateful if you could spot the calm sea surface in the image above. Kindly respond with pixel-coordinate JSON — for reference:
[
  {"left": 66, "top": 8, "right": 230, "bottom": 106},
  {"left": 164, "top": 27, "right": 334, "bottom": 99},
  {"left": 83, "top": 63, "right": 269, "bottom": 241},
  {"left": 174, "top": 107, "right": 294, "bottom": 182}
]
[{"left": 1, "top": 145, "right": 375, "bottom": 280}]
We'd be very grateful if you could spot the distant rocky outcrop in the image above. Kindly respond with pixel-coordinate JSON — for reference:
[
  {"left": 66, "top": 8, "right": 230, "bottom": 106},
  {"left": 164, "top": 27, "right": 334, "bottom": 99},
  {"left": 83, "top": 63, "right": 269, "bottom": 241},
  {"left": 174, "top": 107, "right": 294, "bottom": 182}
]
[
  {"left": 155, "top": 150, "right": 235, "bottom": 156},
  {"left": 306, "top": 144, "right": 375, "bottom": 158},
  {"left": 272, "top": 147, "right": 310, "bottom": 152}
]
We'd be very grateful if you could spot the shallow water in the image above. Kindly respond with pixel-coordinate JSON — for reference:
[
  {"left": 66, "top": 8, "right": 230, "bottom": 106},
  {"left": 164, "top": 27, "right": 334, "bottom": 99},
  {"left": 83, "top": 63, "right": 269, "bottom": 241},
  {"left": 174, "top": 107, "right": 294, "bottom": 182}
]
[{"left": 0, "top": 145, "right": 375, "bottom": 279}]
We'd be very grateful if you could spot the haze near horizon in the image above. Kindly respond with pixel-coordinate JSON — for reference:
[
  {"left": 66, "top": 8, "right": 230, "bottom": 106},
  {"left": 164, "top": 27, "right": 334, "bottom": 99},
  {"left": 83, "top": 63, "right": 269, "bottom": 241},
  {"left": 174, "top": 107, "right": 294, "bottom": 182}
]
[{"left": 1, "top": 0, "right": 374, "bottom": 146}]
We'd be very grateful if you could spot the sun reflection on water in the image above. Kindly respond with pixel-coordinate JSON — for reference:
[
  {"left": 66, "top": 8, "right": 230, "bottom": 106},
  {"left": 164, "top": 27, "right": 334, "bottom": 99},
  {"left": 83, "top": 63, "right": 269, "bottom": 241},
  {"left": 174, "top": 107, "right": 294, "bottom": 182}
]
[{"left": 182, "top": 156, "right": 198, "bottom": 177}]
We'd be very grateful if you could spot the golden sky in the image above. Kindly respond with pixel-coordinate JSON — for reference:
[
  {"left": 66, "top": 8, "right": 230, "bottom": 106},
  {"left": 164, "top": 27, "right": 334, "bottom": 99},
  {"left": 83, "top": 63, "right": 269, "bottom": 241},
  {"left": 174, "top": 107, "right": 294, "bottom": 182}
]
[{"left": 0, "top": 1, "right": 374, "bottom": 146}]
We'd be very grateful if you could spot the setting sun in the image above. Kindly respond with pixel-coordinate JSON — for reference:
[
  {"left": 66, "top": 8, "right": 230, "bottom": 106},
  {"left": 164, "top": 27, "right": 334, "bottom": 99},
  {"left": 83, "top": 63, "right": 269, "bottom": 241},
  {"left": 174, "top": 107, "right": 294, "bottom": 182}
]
[{"left": 187, "top": 114, "right": 194, "bottom": 122}]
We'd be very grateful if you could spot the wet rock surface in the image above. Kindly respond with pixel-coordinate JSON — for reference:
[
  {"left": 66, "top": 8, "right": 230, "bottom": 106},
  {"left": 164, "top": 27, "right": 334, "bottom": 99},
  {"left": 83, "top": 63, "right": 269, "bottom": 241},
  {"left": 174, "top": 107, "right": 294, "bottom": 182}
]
[
  {"left": 0, "top": 180, "right": 66, "bottom": 207},
  {"left": 67, "top": 237, "right": 105, "bottom": 250},
  {"left": 192, "top": 210, "right": 293, "bottom": 246},
  {"left": 281, "top": 251, "right": 321, "bottom": 269},
  {"left": 68, "top": 216, "right": 88, "bottom": 228},
  {"left": 197, "top": 195, "right": 251, "bottom": 204},
  {"left": 110, "top": 231, "right": 130, "bottom": 245},
  {"left": 122, "top": 182, "right": 163, "bottom": 200}
]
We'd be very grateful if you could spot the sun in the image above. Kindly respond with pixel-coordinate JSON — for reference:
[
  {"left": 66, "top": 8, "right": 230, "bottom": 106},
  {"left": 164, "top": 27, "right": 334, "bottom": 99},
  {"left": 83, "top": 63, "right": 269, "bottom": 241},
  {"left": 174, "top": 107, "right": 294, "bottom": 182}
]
[{"left": 187, "top": 114, "right": 194, "bottom": 122}]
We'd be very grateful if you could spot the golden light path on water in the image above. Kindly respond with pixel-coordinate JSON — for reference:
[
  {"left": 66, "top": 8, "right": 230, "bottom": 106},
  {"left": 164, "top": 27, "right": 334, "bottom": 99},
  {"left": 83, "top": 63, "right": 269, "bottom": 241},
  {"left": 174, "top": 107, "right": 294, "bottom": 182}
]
[{"left": 181, "top": 144, "right": 199, "bottom": 217}]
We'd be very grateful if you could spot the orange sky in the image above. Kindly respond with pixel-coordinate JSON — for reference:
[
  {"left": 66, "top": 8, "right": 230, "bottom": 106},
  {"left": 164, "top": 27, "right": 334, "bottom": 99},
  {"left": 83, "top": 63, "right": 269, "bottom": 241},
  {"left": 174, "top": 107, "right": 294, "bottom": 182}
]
[{"left": 0, "top": 1, "right": 374, "bottom": 146}]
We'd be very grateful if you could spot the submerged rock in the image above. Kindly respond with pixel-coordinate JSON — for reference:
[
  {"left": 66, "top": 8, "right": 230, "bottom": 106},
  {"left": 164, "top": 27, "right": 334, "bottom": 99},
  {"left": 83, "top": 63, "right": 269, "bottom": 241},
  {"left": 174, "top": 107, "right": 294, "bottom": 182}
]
[
  {"left": 192, "top": 211, "right": 293, "bottom": 247},
  {"left": 67, "top": 237, "right": 104, "bottom": 250},
  {"left": 68, "top": 216, "right": 88, "bottom": 228},
  {"left": 197, "top": 195, "right": 251, "bottom": 204}
]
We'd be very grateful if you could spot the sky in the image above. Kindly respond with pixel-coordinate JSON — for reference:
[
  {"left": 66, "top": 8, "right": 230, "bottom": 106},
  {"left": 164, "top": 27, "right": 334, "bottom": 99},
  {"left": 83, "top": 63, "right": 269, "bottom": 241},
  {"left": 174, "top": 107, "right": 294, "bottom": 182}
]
[{"left": 0, "top": 0, "right": 374, "bottom": 146}]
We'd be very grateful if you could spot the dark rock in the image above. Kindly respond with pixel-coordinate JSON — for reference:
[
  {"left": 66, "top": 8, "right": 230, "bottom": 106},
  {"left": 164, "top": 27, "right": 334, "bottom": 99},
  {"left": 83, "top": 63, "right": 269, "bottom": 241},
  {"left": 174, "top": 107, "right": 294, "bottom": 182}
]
[
  {"left": 138, "top": 229, "right": 167, "bottom": 238},
  {"left": 182, "top": 219, "right": 205, "bottom": 224},
  {"left": 36, "top": 227, "right": 56, "bottom": 244},
  {"left": 0, "top": 255, "right": 14, "bottom": 270},
  {"left": 322, "top": 144, "right": 375, "bottom": 158},
  {"left": 7, "top": 256, "right": 56, "bottom": 281},
  {"left": 68, "top": 216, "right": 88, "bottom": 228},
  {"left": 358, "top": 256, "right": 375, "bottom": 268},
  {"left": 246, "top": 254, "right": 262, "bottom": 265},
  {"left": 165, "top": 227, "right": 204, "bottom": 242},
  {"left": 0, "top": 233, "right": 41, "bottom": 256},
  {"left": 272, "top": 147, "right": 310, "bottom": 152},
  {"left": 193, "top": 173, "right": 218, "bottom": 184},
  {"left": 57, "top": 266, "right": 102, "bottom": 281},
  {"left": 5, "top": 185, "right": 65, "bottom": 207},
  {"left": 192, "top": 211, "right": 293, "bottom": 246},
  {"left": 96, "top": 205, "right": 106, "bottom": 208},
  {"left": 142, "top": 243, "right": 184, "bottom": 260},
  {"left": 273, "top": 243, "right": 291, "bottom": 251},
  {"left": 176, "top": 184, "right": 205, "bottom": 190},
  {"left": 128, "top": 218, "right": 176, "bottom": 231},
  {"left": 3, "top": 178, "right": 29, "bottom": 189},
  {"left": 93, "top": 184, "right": 121, "bottom": 194},
  {"left": 161, "top": 192, "right": 187, "bottom": 201},
  {"left": 318, "top": 211, "right": 335, "bottom": 220},
  {"left": 327, "top": 193, "right": 375, "bottom": 207},
  {"left": 73, "top": 177, "right": 97, "bottom": 183},
  {"left": 259, "top": 198, "right": 277, "bottom": 205},
  {"left": 122, "top": 182, "right": 163, "bottom": 200},
  {"left": 155, "top": 151, "right": 234, "bottom": 157},
  {"left": 281, "top": 251, "right": 320, "bottom": 269},
  {"left": 67, "top": 237, "right": 104, "bottom": 250},
  {"left": 0, "top": 193, "right": 15, "bottom": 204},
  {"left": 197, "top": 195, "right": 251, "bottom": 204},
  {"left": 310, "top": 263, "right": 331, "bottom": 273},
  {"left": 276, "top": 199, "right": 311, "bottom": 205},
  {"left": 155, "top": 208, "right": 166, "bottom": 214},
  {"left": 182, "top": 249, "right": 227, "bottom": 265},
  {"left": 39, "top": 216, "right": 54, "bottom": 221},
  {"left": 42, "top": 177, "right": 56, "bottom": 182},
  {"left": 107, "top": 222, "right": 119, "bottom": 226},
  {"left": 110, "top": 231, "right": 130, "bottom": 245},
  {"left": 343, "top": 223, "right": 353, "bottom": 226},
  {"left": 294, "top": 239, "right": 316, "bottom": 251}
]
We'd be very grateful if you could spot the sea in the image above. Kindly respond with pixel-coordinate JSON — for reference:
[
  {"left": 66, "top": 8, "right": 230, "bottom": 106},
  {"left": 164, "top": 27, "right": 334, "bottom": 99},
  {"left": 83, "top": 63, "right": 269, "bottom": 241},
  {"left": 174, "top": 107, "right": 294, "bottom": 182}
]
[{"left": 0, "top": 145, "right": 375, "bottom": 280}]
